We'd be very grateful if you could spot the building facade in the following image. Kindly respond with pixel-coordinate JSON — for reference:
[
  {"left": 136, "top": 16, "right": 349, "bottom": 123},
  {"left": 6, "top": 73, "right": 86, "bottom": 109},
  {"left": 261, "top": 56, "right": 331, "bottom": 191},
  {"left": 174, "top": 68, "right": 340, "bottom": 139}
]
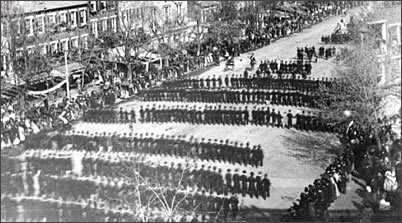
[{"left": 1, "top": 1, "right": 90, "bottom": 78}]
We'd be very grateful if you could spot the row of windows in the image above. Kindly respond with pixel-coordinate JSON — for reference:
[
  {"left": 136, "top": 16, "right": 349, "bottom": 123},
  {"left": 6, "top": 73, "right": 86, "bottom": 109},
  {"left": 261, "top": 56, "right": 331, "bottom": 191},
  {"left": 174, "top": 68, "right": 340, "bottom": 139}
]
[
  {"left": 1, "top": 36, "right": 88, "bottom": 72},
  {"left": 2, "top": 8, "right": 88, "bottom": 37},
  {"left": 17, "top": 36, "right": 88, "bottom": 56}
]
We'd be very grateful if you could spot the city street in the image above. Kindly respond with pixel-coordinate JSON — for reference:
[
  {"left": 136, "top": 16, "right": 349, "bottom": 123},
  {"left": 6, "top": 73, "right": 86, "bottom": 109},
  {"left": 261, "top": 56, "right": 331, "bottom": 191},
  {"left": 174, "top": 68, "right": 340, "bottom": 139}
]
[
  {"left": 3, "top": 2, "right": 399, "bottom": 222},
  {"left": 198, "top": 9, "right": 356, "bottom": 80},
  {"left": 69, "top": 7, "right": 363, "bottom": 212}
]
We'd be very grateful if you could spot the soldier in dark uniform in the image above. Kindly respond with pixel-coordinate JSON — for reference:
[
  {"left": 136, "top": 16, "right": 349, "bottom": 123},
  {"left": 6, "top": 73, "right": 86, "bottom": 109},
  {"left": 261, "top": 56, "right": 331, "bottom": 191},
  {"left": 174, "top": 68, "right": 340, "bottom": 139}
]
[
  {"left": 256, "top": 172, "right": 263, "bottom": 198},
  {"left": 130, "top": 108, "right": 136, "bottom": 123},
  {"left": 286, "top": 110, "right": 293, "bottom": 128},
  {"left": 248, "top": 172, "right": 256, "bottom": 198},
  {"left": 211, "top": 75, "right": 217, "bottom": 89},
  {"left": 262, "top": 174, "right": 271, "bottom": 198},
  {"left": 232, "top": 169, "right": 240, "bottom": 193},
  {"left": 224, "top": 75, "right": 230, "bottom": 87},
  {"left": 206, "top": 76, "right": 211, "bottom": 89},
  {"left": 271, "top": 108, "right": 276, "bottom": 127},
  {"left": 240, "top": 170, "right": 248, "bottom": 197},
  {"left": 243, "top": 107, "right": 249, "bottom": 124}
]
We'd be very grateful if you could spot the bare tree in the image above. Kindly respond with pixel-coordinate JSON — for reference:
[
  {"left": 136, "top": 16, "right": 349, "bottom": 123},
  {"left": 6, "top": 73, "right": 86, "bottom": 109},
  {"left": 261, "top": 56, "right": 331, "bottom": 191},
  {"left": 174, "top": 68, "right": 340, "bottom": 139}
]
[
  {"left": 1, "top": 1, "right": 54, "bottom": 96},
  {"left": 317, "top": 24, "right": 400, "bottom": 149},
  {"left": 108, "top": 157, "right": 202, "bottom": 222},
  {"left": 97, "top": 1, "right": 153, "bottom": 81}
]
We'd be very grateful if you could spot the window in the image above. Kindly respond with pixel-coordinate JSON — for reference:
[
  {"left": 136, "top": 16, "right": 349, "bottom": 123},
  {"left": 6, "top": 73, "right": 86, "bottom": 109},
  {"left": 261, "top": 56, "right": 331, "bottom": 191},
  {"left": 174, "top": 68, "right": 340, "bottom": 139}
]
[
  {"left": 70, "top": 11, "right": 77, "bottom": 27},
  {"left": 164, "top": 6, "right": 170, "bottom": 23},
  {"left": 111, "top": 17, "right": 117, "bottom": 32},
  {"left": 81, "top": 36, "right": 88, "bottom": 49},
  {"left": 100, "top": 1, "right": 106, "bottom": 11},
  {"left": 35, "top": 16, "right": 44, "bottom": 34},
  {"left": 14, "top": 19, "right": 22, "bottom": 34},
  {"left": 61, "top": 39, "right": 68, "bottom": 51},
  {"left": 136, "top": 8, "right": 141, "bottom": 19},
  {"left": 97, "top": 20, "right": 102, "bottom": 33},
  {"left": 25, "top": 18, "right": 32, "bottom": 35},
  {"left": 79, "top": 10, "right": 87, "bottom": 25},
  {"left": 50, "top": 42, "right": 57, "bottom": 54},
  {"left": 41, "top": 45, "right": 47, "bottom": 55},
  {"left": 59, "top": 12, "right": 67, "bottom": 29},
  {"left": 102, "top": 19, "right": 107, "bottom": 31},
  {"left": 121, "top": 10, "right": 128, "bottom": 26},
  {"left": 90, "top": 1, "right": 96, "bottom": 12},
  {"left": 177, "top": 3, "right": 182, "bottom": 18},
  {"left": 107, "top": 1, "right": 115, "bottom": 10},
  {"left": 92, "top": 21, "right": 98, "bottom": 37},
  {"left": 47, "top": 14, "right": 55, "bottom": 28},
  {"left": 71, "top": 38, "right": 79, "bottom": 48},
  {"left": 130, "top": 9, "right": 135, "bottom": 22}
]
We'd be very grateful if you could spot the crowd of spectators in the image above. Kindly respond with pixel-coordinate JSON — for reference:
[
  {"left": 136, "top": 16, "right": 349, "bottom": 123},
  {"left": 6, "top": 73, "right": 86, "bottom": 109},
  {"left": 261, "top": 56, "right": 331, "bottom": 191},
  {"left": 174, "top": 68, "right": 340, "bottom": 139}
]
[{"left": 283, "top": 115, "right": 400, "bottom": 221}]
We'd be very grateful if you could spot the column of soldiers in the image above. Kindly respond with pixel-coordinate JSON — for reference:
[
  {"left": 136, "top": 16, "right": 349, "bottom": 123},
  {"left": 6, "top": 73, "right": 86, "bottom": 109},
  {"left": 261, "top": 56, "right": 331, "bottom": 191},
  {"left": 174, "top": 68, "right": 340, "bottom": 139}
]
[
  {"left": 139, "top": 88, "right": 320, "bottom": 108},
  {"left": 321, "top": 33, "right": 351, "bottom": 44},
  {"left": 159, "top": 75, "right": 333, "bottom": 91},
  {"left": 3, "top": 148, "right": 252, "bottom": 222},
  {"left": 82, "top": 106, "right": 337, "bottom": 133},
  {"left": 283, "top": 148, "right": 353, "bottom": 221},
  {"left": 8, "top": 147, "right": 272, "bottom": 220},
  {"left": 21, "top": 148, "right": 271, "bottom": 203},
  {"left": 50, "top": 133, "right": 264, "bottom": 167},
  {"left": 3, "top": 171, "right": 240, "bottom": 222},
  {"left": 297, "top": 46, "right": 317, "bottom": 62},
  {"left": 317, "top": 46, "right": 337, "bottom": 60}
]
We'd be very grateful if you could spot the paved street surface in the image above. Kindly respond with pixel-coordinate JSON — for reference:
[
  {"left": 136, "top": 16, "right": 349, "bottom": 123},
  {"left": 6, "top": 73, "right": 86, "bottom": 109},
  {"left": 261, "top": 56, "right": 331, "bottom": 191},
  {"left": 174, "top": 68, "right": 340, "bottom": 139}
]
[{"left": 197, "top": 10, "right": 356, "bottom": 80}]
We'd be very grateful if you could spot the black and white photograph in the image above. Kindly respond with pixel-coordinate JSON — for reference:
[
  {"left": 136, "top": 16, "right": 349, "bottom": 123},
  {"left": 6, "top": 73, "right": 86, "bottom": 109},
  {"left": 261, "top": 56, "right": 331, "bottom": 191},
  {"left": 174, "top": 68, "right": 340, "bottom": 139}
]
[{"left": 1, "top": 1, "right": 401, "bottom": 222}]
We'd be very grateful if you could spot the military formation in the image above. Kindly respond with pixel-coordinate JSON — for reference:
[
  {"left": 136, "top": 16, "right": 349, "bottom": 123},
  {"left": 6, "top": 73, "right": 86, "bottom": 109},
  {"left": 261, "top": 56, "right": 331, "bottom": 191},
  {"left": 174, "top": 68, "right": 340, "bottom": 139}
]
[
  {"left": 139, "top": 88, "right": 320, "bottom": 108},
  {"left": 321, "top": 33, "right": 351, "bottom": 44},
  {"left": 1, "top": 144, "right": 273, "bottom": 222},
  {"left": 52, "top": 133, "right": 264, "bottom": 167},
  {"left": 84, "top": 105, "right": 338, "bottom": 133}
]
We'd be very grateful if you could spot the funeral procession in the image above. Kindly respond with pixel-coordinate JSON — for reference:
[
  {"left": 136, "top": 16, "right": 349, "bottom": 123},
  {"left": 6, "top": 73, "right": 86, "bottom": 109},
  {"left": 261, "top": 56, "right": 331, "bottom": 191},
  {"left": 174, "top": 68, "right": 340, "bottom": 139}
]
[{"left": 1, "top": 1, "right": 401, "bottom": 222}]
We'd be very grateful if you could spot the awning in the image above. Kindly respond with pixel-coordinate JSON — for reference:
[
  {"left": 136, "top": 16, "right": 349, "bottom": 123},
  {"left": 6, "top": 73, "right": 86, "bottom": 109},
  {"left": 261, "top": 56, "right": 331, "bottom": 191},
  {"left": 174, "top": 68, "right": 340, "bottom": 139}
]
[
  {"left": 50, "top": 62, "right": 85, "bottom": 78},
  {"left": 30, "top": 73, "right": 53, "bottom": 85},
  {"left": 108, "top": 46, "right": 161, "bottom": 62},
  {"left": 276, "top": 6, "right": 297, "bottom": 14},
  {"left": 27, "top": 79, "right": 67, "bottom": 96},
  {"left": 52, "top": 62, "right": 85, "bottom": 75},
  {"left": 271, "top": 10, "right": 291, "bottom": 18}
]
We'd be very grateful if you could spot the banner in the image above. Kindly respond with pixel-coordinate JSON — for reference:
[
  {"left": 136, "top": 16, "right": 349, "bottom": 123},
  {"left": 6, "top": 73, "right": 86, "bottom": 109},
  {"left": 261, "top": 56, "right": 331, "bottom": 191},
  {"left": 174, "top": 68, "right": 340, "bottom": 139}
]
[{"left": 27, "top": 79, "right": 67, "bottom": 96}]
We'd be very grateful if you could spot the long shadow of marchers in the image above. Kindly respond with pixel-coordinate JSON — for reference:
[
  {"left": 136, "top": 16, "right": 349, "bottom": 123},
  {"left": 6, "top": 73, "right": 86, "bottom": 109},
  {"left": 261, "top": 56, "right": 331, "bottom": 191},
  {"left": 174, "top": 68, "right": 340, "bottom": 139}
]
[{"left": 281, "top": 129, "right": 343, "bottom": 169}]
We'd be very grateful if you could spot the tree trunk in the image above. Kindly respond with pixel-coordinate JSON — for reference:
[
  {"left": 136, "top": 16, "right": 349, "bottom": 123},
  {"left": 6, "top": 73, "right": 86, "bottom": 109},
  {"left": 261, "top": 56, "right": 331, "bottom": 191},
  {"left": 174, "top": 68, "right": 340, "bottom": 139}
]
[
  {"left": 127, "top": 62, "right": 133, "bottom": 81},
  {"left": 373, "top": 129, "right": 383, "bottom": 151}
]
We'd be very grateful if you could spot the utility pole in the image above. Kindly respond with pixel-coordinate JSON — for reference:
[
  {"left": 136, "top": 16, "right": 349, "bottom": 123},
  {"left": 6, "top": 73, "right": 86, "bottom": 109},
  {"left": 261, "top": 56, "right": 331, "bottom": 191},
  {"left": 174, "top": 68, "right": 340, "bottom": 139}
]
[{"left": 65, "top": 51, "right": 70, "bottom": 99}]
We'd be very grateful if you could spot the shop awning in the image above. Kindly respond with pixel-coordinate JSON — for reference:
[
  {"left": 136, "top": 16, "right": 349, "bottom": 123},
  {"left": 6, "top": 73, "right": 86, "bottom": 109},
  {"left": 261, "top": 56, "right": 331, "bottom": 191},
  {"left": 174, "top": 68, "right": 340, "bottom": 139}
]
[
  {"left": 50, "top": 62, "right": 85, "bottom": 78},
  {"left": 271, "top": 10, "right": 291, "bottom": 18},
  {"left": 52, "top": 62, "right": 85, "bottom": 75}
]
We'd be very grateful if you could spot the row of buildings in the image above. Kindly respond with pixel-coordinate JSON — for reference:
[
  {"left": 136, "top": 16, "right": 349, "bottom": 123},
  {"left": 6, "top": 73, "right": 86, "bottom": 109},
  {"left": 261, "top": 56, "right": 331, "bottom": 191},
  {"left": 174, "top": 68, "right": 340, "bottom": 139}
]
[{"left": 1, "top": 1, "right": 224, "bottom": 78}]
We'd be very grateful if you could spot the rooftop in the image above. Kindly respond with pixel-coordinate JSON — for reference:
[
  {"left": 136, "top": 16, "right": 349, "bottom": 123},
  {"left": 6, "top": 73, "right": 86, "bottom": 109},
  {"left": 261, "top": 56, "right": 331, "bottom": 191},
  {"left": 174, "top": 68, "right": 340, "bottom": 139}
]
[{"left": 18, "top": 1, "right": 87, "bottom": 14}]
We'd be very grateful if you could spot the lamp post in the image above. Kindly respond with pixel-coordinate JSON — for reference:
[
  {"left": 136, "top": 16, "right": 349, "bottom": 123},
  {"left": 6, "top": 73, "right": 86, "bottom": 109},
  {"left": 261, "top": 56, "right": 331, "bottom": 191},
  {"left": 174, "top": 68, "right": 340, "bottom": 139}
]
[{"left": 64, "top": 50, "right": 70, "bottom": 100}]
